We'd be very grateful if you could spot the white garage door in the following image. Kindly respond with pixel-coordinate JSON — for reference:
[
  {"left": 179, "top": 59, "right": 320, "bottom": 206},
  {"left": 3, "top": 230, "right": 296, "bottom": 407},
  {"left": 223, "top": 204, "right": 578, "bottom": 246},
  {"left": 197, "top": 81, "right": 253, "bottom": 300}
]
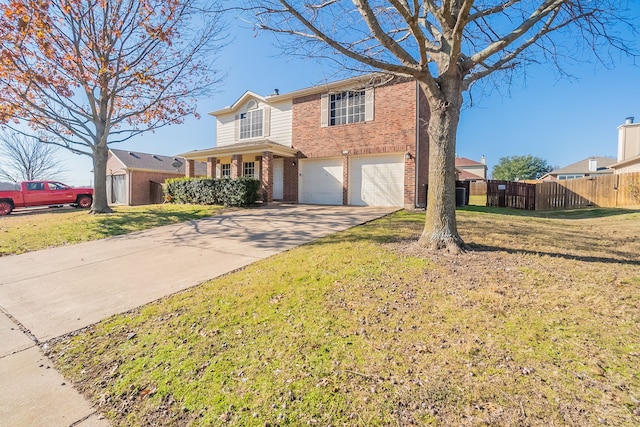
[
  {"left": 350, "top": 154, "right": 405, "bottom": 206},
  {"left": 299, "top": 158, "right": 344, "bottom": 205}
]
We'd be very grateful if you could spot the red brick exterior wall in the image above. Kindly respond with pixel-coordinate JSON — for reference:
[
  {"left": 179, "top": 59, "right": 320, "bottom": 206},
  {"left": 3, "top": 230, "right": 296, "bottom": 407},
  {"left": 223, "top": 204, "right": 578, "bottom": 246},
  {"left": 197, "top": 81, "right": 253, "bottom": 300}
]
[
  {"left": 128, "top": 170, "right": 183, "bottom": 205},
  {"left": 292, "top": 77, "right": 429, "bottom": 207},
  {"left": 282, "top": 155, "right": 299, "bottom": 202},
  {"left": 231, "top": 155, "right": 242, "bottom": 179},
  {"left": 293, "top": 78, "right": 417, "bottom": 158},
  {"left": 207, "top": 157, "right": 217, "bottom": 178},
  {"left": 261, "top": 151, "right": 273, "bottom": 203},
  {"left": 185, "top": 160, "right": 195, "bottom": 178},
  {"left": 416, "top": 84, "right": 430, "bottom": 207}
]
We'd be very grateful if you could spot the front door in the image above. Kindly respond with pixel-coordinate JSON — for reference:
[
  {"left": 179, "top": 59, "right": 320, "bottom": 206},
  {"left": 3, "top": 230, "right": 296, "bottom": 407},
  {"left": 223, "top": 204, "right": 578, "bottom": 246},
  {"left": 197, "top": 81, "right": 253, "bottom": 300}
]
[{"left": 273, "top": 158, "right": 284, "bottom": 200}]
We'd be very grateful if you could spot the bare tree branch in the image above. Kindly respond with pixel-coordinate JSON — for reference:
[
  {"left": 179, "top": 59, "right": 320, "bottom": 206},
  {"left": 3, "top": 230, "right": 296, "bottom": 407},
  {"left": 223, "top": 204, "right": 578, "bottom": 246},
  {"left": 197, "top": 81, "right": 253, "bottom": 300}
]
[
  {"left": 0, "top": 132, "right": 67, "bottom": 182},
  {"left": 248, "top": 0, "right": 638, "bottom": 251},
  {"left": 0, "top": 0, "right": 229, "bottom": 213}
]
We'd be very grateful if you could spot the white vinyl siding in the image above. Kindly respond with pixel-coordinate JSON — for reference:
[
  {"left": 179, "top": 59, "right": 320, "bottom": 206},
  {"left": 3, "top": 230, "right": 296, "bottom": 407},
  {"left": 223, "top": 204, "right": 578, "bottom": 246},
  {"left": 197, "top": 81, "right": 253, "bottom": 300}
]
[
  {"left": 216, "top": 100, "right": 292, "bottom": 147},
  {"left": 267, "top": 100, "right": 291, "bottom": 145}
]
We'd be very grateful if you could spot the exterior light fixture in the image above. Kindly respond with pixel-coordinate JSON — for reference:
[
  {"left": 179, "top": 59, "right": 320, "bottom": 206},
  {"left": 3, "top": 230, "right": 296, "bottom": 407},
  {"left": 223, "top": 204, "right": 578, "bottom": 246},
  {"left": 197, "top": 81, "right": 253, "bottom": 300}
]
[
  {"left": 342, "top": 150, "right": 349, "bottom": 156},
  {"left": 405, "top": 152, "right": 413, "bottom": 160}
]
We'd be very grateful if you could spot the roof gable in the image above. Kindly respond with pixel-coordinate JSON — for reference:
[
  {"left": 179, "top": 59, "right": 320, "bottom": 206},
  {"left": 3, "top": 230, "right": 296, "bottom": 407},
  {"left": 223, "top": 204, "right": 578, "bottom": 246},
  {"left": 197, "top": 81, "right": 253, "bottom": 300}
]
[{"left": 209, "top": 91, "right": 268, "bottom": 116}]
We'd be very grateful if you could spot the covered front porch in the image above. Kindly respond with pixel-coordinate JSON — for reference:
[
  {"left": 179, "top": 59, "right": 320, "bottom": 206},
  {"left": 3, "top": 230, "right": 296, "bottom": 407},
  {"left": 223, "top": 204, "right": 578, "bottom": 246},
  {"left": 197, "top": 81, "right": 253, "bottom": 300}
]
[{"left": 179, "top": 140, "right": 299, "bottom": 203}]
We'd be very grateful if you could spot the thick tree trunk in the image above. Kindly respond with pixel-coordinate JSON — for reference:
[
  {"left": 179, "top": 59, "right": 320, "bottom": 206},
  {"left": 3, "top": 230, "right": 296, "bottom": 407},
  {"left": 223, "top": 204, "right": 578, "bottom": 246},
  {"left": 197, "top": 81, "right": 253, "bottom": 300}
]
[
  {"left": 418, "top": 78, "right": 466, "bottom": 253},
  {"left": 90, "top": 138, "right": 112, "bottom": 214}
]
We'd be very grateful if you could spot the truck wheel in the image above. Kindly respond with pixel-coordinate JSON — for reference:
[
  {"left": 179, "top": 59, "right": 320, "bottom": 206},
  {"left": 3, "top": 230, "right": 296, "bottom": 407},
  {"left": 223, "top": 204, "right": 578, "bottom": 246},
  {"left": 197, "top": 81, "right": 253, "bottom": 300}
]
[
  {"left": 76, "top": 195, "right": 92, "bottom": 209},
  {"left": 0, "top": 201, "right": 13, "bottom": 216}
]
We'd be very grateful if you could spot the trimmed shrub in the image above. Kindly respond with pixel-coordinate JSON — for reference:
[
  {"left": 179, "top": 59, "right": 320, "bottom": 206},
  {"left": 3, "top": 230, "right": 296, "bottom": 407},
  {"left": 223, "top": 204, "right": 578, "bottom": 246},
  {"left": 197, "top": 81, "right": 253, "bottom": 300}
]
[{"left": 164, "top": 177, "right": 260, "bottom": 207}]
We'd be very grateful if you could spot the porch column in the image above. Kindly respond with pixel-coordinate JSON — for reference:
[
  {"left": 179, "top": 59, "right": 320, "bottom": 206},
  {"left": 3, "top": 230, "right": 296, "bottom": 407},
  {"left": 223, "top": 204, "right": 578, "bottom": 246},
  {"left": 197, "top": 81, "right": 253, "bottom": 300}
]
[
  {"left": 231, "top": 154, "right": 243, "bottom": 178},
  {"left": 185, "top": 159, "right": 195, "bottom": 178},
  {"left": 207, "top": 157, "right": 217, "bottom": 178},
  {"left": 342, "top": 153, "right": 349, "bottom": 205},
  {"left": 261, "top": 151, "right": 273, "bottom": 204}
]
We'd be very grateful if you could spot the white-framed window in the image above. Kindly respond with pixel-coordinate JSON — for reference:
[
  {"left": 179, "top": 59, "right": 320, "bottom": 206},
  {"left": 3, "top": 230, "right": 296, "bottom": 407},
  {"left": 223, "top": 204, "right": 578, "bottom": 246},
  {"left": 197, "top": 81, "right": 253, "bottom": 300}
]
[
  {"left": 558, "top": 174, "right": 584, "bottom": 180},
  {"left": 330, "top": 90, "right": 365, "bottom": 125},
  {"left": 221, "top": 164, "right": 231, "bottom": 177},
  {"left": 243, "top": 162, "right": 255, "bottom": 178},
  {"left": 235, "top": 102, "right": 271, "bottom": 141},
  {"left": 239, "top": 110, "right": 263, "bottom": 139},
  {"left": 321, "top": 88, "right": 374, "bottom": 127}
]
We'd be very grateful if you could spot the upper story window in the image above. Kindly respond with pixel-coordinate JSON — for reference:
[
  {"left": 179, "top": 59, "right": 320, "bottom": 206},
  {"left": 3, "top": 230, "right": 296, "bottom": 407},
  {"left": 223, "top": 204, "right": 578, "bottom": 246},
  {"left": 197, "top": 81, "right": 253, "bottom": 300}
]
[
  {"left": 330, "top": 90, "right": 366, "bottom": 125},
  {"left": 235, "top": 101, "right": 271, "bottom": 141},
  {"left": 321, "top": 88, "right": 374, "bottom": 127},
  {"left": 239, "top": 110, "right": 263, "bottom": 139}
]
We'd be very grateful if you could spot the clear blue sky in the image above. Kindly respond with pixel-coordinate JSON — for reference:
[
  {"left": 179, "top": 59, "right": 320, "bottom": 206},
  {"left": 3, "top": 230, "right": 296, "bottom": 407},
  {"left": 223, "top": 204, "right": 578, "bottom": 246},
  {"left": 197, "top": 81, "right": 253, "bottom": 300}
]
[{"left": 61, "top": 11, "right": 640, "bottom": 186}]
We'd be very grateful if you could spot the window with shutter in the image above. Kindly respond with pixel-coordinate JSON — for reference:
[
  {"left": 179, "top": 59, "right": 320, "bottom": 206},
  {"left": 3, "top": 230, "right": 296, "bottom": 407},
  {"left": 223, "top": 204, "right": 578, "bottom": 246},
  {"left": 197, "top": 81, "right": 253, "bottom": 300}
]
[
  {"left": 239, "top": 109, "right": 264, "bottom": 139},
  {"left": 322, "top": 88, "right": 374, "bottom": 126}
]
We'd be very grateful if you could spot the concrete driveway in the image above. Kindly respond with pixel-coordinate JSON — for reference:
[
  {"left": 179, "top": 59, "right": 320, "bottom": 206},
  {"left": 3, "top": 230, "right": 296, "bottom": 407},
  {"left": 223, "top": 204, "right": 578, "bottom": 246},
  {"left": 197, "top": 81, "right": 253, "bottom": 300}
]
[{"left": 0, "top": 204, "right": 396, "bottom": 427}]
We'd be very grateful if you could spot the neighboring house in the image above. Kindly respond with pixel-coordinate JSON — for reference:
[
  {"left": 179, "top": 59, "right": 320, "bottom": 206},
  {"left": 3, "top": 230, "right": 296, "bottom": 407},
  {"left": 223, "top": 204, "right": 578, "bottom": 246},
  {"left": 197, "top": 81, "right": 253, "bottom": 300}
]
[
  {"left": 541, "top": 156, "right": 615, "bottom": 181},
  {"left": 611, "top": 116, "right": 640, "bottom": 173},
  {"left": 455, "top": 156, "right": 487, "bottom": 181},
  {"left": 106, "top": 149, "right": 206, "bottom": 205},
  {"left": 179, "top": 74, "right": 429, "bottom": 208}
]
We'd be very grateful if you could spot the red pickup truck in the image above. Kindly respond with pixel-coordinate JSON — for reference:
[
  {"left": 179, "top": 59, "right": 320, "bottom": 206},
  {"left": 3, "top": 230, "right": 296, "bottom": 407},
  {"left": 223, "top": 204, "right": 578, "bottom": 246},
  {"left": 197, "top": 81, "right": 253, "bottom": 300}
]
[{"left": 0, "top": 181, "right": 93, "bottom": 215}]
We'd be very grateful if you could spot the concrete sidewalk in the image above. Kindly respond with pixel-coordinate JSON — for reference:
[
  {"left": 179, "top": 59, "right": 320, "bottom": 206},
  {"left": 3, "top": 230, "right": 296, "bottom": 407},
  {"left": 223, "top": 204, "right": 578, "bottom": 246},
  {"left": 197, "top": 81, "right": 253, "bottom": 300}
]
[{"left": 0, "top": 205, "right": 396, "bottom": 426}]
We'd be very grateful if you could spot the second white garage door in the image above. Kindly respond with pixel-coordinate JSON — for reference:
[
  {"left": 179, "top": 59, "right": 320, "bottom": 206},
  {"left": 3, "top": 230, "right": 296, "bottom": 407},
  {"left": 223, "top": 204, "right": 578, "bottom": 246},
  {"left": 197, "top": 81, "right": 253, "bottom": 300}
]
[
  {"left": 299, "top": 158, "right": 344, "bottom": 205},
  {"left": 350, "top": 154, "right": 405, "bottom": 207}
]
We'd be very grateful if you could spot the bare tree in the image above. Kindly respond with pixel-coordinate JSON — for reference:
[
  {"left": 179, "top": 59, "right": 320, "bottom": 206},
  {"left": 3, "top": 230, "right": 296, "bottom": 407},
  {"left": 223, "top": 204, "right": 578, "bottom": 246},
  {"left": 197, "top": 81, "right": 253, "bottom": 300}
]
[
  {"left": 0, "top": 132, "right": 67, "bottom": 182},
  {"left": 0, "top": 0, "right": 227, "bottom": 213},
  {"left": 249, "top": 0, "right": 637, "bottom": 252}
]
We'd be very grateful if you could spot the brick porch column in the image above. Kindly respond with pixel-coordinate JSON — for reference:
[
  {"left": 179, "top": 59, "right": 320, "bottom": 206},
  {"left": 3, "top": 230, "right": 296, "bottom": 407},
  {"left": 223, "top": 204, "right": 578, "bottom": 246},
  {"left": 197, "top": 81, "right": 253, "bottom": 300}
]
[
  {"left": 404, "top": 150, "right": 416, "bottom": 209},
  {"left": 342, "top": 154, "right": 349, "bottom": 205},
  {"left": 261, "top": 151, "right": 273, "bottom": 204},
  {"left": 231, "top": 154, "right": 243, "bottom": 178},
  {"left": 185, "top": 159, "right": 195, "bottom": 178},
  {"left": 207, "top": 157, "right": 217, "bottom": 178}
]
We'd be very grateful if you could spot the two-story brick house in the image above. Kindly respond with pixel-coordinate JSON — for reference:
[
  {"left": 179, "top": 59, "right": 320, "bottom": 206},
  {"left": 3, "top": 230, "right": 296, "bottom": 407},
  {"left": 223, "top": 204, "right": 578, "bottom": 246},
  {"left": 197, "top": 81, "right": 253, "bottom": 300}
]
[{"left": 179, "top": 74, "right": 429, "bottom": 208}]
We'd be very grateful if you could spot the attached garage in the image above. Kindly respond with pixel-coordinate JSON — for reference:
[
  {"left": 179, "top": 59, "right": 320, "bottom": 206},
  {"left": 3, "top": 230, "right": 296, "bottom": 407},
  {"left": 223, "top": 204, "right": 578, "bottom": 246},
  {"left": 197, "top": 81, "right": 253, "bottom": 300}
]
[
  {"left": 299, "top": 158, "right": 344, "bottom": 205},
  {"left": 349, "top": 154, "right": 405, "bottom": 207}
]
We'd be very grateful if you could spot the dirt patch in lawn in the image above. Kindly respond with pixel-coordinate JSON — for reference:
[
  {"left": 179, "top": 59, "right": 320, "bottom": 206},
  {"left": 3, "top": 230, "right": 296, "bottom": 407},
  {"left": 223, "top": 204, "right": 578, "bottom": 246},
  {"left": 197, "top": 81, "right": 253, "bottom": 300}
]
[{"left": 48, "top": 207, "right": 640, "bottom": 426}]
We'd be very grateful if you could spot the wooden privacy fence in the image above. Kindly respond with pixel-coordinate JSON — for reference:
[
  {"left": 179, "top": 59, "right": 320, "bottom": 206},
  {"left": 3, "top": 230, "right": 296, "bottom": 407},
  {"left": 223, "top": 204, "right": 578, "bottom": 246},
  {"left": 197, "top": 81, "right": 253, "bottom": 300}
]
[
  {"left": 535, "top": 172, "right": 640, "bottom": 210},
  {"left": 485, "top": 172, "right": 640, "bottom": 210},
  {"left": 486, "top": 180, "right": 536, "bottom": 210},
  {"left": 469, "top": 181, "right": 487, "bottom": 196}
]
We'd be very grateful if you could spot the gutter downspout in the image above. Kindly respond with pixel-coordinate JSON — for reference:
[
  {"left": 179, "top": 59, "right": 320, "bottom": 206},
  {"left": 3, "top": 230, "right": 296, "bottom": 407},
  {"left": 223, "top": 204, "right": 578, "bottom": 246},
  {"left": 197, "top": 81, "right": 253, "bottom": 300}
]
[
  {"left": 128, "top": 169, "right": 132, "bottom": 206},
  {"left": 415, "top": 80, "right": 420, "bottom": 208}
]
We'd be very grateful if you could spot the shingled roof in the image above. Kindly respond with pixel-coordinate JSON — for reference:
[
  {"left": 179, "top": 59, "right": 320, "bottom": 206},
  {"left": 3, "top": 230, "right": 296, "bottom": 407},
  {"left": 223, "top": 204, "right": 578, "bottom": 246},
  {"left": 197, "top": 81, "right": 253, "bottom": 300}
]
[
  {"left": 455, "top": 156, "right": 485, "bottom": 167},
  {"left": 109, "top": 149, "right": 207, "bottom": 175},
  {"left": 549, "top": 156, "right": 615, "bottom": 175}
]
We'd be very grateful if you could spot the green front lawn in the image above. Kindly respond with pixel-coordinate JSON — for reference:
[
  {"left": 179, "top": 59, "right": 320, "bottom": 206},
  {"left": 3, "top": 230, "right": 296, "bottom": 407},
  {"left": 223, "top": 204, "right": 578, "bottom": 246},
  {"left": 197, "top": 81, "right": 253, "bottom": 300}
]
[{"left": 48, "top": 207, "right": 640, "bottom": 426}]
